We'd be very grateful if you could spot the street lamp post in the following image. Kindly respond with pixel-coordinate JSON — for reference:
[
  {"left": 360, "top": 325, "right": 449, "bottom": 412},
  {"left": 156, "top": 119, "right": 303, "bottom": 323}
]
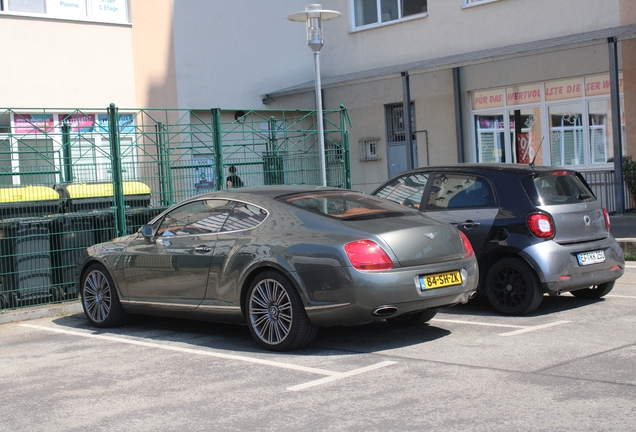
[{"left": 288, "top": 4, "right": 340, "bottom": 187}]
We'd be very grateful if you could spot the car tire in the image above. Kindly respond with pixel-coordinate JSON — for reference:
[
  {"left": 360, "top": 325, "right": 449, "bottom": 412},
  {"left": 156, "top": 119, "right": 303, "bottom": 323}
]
[
  {"left": 570, "top": 281, "right": 615, "bottom": 300},
  {"left": 485, "top": 258, "right": 543, "bottom": 316},
  {"left": 81, "top": 263, "right": 129, "bottom": 328},
  {"left": 386, "top": 309, "right": 438, "bottom": 326},
  {"left": 246, "top": 271, "right": 318, "bottom": 351}
]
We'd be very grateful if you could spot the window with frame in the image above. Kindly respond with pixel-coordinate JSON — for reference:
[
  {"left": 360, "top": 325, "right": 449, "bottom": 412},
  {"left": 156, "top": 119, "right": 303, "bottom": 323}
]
[
  {"left": 427, "top": 174, "right": 495, "bottom": 210},
  {"left": 157, "top": 200, "right": 235, "bottom": 237},
  {"left": 463, "top": 0, "right": 500, "bottom": 6},
  {"left": 352, "top": 0, "right": 427, "bottom": 28},
  {"left": 1, "top": 0, "right": 130, "bottom": 23},
  {"left": 374, "top": 172, "right": 429, "bottom": 209}
]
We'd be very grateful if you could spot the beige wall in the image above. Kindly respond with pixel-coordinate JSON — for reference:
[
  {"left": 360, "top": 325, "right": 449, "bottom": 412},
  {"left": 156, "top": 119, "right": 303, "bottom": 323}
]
[
  {"left": 0, "top": 16, "right": 136, "bottom": 108},
  {"left": 322, "top": 0, "right": 622, "bottom": 78},
  {"left": 270, "top": 69, "right": 456, "bottom": 193},
  {"left": 621, "top": 0, "right": 636, "bottom": 157},
  {"left": 130, "top": 0, "right": 179, "bottom": 108}
]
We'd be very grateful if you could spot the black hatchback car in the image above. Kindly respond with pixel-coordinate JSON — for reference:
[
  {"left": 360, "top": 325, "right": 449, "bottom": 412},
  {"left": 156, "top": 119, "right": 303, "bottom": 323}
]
[{"left": 372, "top": 163, "right": 625, "bottom": 315}]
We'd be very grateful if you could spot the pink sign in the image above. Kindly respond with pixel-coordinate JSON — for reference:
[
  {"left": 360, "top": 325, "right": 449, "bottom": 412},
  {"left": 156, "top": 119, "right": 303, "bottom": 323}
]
[
  {"left": 13, "top": 114, "right": 55, "bottom": 134},
  {"left": 58, "top": 114, "right": 96, "bottom": 132}
]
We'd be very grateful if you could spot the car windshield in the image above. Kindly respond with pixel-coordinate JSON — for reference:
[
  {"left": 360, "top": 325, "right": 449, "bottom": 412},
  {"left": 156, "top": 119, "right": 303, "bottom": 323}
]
[
  {"left": 533, "top": 171, "right": 596, "bottom": 206},
  {"left": 279, "top": 191, "right": 413, "bottom": 220}
]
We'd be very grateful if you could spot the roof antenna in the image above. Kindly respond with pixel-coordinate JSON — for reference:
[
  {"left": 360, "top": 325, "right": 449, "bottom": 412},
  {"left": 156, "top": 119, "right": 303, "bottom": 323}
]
[{"left": 530, "top": 137, "right": 544, "bottom": 168}]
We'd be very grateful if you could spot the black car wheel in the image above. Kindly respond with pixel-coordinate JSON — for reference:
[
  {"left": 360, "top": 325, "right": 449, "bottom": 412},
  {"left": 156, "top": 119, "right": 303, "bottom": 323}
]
[
  {"left": 81, "top": 263, "right": 129, "bottom": 328},
  {"left": 386, "top": 309, "right": 438, "bottom": 326},
  {"left": 485, "top": 258, "right": 543, "bottom": 315},
  {"left": 570, "top": 281, "right": 615, "bottom": 299},
  {"left": 246, "top": 271, "right": 318, "bottom": 351}
]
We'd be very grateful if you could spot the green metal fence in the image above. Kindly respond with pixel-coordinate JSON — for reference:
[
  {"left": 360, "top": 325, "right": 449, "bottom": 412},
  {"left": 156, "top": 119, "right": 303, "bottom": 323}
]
[{"left": 0, "top": 105, "right": 352, "bottom": 310}]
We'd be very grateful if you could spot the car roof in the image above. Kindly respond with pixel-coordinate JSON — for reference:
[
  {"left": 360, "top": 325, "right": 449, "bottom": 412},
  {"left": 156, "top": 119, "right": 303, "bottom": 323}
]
[
  {"left": 397, "top": 163, "right": 576, "bottom": 176},
  {"left": 179, "top": 185, "right": 352, "bottom": 203}
]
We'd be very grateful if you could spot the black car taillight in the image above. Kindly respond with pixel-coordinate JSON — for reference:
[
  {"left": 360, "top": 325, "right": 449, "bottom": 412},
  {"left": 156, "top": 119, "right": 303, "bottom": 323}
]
[{"left": 527, "top": 213, "right": 555, "bottom": 239}]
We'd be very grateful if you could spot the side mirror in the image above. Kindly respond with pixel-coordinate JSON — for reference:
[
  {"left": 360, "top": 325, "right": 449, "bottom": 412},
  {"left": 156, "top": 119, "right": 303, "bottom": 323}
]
[{"left": 140, "top": 224, "right": 154, "bottom": 244}]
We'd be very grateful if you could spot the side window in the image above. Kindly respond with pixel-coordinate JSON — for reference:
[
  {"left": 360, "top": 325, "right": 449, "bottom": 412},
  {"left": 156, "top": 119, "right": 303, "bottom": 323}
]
[
  {"left": 222, "top": 202, "right": 268, "bottom": 232},
  {"left": 374, "top": 173, "right": 429, "bottom": 209},
  {"left": 157, "top": 199, "right": 235, "bottom": 236},
  {"left": 427, "top": 174, "right": 495, "bottom": 210}
]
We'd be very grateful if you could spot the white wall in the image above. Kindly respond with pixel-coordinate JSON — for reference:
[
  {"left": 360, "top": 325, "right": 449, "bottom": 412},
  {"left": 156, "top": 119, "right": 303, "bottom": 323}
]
[
  {"left": 0, "top": 17, "right": 136, "bottom": 108},
  {"left": 171, "top": 0, "right": 322, "bottom": 109}
]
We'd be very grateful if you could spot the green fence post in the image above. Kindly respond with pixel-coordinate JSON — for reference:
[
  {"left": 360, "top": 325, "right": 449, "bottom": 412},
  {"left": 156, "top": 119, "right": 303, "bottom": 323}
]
[
  {"left": 211, "top": 109, "right": 223, "bottom": 190},
  {"left": 61, "top": 121, "right": 73, "bottom": 183},
  {"left": 108, "top": 103, "right": 126, "bottom": 237},
  {"left": 340, "top": 105, "right": 352, "bottom": 189},
  {"left": 156, "top": 121, "right": 172, "bottom": 205}
]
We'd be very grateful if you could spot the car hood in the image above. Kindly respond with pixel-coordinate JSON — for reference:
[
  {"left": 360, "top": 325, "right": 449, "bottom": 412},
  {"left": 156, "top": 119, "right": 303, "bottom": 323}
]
[{"left": 341, "top": 215, "right": 464, "bottom": 266}]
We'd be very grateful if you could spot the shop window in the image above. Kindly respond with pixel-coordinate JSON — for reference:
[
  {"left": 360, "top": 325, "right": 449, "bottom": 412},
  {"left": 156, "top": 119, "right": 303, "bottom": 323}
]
[
  {"left": 6, "top": 0, "right": 45, "bottom": 13},
  {"left": 0, "top": 137, "right": 11, "bottom": 186},
  {"left": 474, "top": 115, "right": 505, "bottom": 163},
  {"left": 588, "top": 100, "right": 612, "bottom": 164},
  {"left": 549, "top": 103, "right": 584, "bottom": 166},
  {"left": 17, "top": 138, "right": 56, "bottom": 186},
  {"left": 352, "top": 0, "right": 427, "bottom": 28}
]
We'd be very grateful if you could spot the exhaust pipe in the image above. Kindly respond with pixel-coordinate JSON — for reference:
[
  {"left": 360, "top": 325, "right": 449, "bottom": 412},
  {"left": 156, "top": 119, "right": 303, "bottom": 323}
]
[
  {"left": 372, "top": 306, "right": 398, "bottom": 317},
  {"left": 469, "top": 290, "right": 477, "bottom": 300}
]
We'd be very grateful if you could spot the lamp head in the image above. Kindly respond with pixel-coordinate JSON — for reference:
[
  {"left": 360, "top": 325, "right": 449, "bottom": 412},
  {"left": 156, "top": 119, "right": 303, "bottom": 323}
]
[{"left": 287, "top": 4, "right": 341, "bottom": 52}]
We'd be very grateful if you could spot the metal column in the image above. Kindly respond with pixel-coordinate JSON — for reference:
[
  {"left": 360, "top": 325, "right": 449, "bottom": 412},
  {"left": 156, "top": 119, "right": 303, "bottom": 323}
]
[{"left": 609, "top": 38, "right": 625, "bottom": 215}]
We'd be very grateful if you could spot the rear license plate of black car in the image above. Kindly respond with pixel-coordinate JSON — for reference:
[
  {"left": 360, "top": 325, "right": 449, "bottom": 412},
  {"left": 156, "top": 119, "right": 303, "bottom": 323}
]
[
  {"left": 420, "top": 271, "right": 462, "bottom": 290},
  {"left": 577, "top": 250, "right": 605, "bottom": 266}
]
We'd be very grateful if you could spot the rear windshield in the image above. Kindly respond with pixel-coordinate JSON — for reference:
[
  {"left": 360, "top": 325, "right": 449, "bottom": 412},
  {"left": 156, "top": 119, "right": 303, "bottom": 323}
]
[
  {"left": 279, "top": 191, "right": 414, "bottom": 220},
  {"left": 533, "top": 172, "right": 596, "bottom": 206}
]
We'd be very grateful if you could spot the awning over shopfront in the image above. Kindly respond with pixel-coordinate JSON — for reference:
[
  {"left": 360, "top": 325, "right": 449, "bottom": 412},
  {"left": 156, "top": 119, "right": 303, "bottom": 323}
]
[{"left": 262, "top": 23, "right": 636, "bottom": 99}]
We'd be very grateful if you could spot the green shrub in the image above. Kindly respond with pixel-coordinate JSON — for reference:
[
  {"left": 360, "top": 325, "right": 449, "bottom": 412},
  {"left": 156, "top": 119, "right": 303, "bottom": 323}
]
[{"left": 624, "top": 155, "right": 636, "bottom": 204}]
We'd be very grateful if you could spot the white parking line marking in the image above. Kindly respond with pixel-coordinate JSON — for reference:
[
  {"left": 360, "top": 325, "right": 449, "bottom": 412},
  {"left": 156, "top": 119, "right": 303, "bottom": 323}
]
[
  {"left": 20, "top": 324, "right": 338, "bottom": 376},
  {"left": 432, "top": 318, "right": 525, "bottom": 329},
  {"left": 432, "top": 318, "right": 570, "bottom": 336},
  {"left": 20, "top": 324, "right": 397, "bottom": 390},
  {"left": 287, "top": 361, "right": 397, "bottom": 392},
  {"left": 606, "top": 294, "right": 636, "bottom": 299},
  {"left": 499, "top": 320, "right": 570, "bottom": 336}
]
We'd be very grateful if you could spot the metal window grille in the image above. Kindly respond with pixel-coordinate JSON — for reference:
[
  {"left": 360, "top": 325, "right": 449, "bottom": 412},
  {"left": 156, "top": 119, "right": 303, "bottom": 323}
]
[{"left": 360, "top": 138, "right": 379, "bottom": 161}]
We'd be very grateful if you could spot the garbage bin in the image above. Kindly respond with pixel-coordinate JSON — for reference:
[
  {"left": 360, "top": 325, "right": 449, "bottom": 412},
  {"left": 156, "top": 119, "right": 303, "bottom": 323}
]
[
  {"left": 0, "top": 185, "right": 61, "bottom": 219},
  {"left": 50, "top": 213, "right": 96, "bottom": 297},
  {"left": 0, "top": 218, "right": 58, "bottom": 307},
  {"left": 55, "top": 181, "right": 151, "bottom": 212}
]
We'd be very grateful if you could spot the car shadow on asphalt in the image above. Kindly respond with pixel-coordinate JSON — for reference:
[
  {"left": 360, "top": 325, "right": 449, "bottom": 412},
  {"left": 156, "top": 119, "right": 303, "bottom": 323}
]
[
  {"left": 439, "top": 293, "right": 607, "bottom": 318},
  {"left": 52, "top": 312, "right": 451, "bottom": 356}
]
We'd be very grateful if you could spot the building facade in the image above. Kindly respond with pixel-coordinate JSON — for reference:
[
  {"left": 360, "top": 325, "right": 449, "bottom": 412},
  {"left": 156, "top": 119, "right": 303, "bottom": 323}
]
[{"left": 1, "top": 0, "right": 634, "bottom": 198}]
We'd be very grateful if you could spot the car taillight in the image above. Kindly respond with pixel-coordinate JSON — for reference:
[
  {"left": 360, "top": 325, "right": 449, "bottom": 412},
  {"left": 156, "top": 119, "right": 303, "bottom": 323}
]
[
  {"left": 527, "top": 213, "right": 555, "bottom": 238},
  {"left": 344, "top": 240, "right": 393, "bottom": 271},
  {"left": 602, "top": 207, "right": 610, "bottom": 231},
  {"left": 551, "top": 170, "right": 569, "bottom": 176},
  {"left": 458, "top": 231, "right": 474, "bottom": 259}
]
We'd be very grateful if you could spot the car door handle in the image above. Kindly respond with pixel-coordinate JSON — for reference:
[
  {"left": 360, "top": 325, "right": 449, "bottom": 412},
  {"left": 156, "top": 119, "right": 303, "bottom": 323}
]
[
  {"left": 458, "top": 220, "right": 481, "bottom": 229},
  {"left": 194, "top": 246, "right": 212, "bottom": 253}
]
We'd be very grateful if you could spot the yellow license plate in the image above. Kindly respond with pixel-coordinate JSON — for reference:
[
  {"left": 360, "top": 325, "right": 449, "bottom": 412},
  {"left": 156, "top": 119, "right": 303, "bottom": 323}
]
[{"left": 420, "top": 271, "right": 462, "bottom": 290}]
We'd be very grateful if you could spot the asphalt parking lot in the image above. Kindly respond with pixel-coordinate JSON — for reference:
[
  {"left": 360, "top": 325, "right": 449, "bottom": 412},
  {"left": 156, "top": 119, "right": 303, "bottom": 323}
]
[{"left": 1, "top": 263, "right": 635, "bottom": 431}]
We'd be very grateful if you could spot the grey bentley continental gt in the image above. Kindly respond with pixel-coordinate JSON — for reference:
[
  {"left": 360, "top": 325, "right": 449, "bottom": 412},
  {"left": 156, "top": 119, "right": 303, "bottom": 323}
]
[{"left": 77, "top": 186, "right": 478, "bottom": 351}]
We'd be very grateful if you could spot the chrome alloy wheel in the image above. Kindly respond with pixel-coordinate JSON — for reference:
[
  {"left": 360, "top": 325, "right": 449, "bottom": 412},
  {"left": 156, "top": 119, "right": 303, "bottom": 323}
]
[
  {"left": 83, "top": 269, "right": 112, "bottom": 323},
  {"left": 248, "top": 278, "right": 293, "bottom": 345}
]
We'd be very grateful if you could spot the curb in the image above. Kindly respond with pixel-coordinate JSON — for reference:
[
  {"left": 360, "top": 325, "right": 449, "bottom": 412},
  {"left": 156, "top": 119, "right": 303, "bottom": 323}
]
[
  {"left": 0, "top": 301, "right": 83, "bottom": 325},
  {"left": 617, "top": 238, "right": 636, "bottom": 256}
]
